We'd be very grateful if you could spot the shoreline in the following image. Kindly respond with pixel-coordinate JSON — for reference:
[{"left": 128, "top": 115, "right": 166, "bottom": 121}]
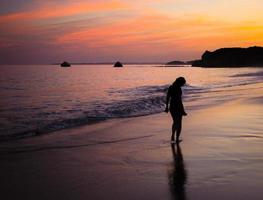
[{"left": 1, "top": 95, "right": 263, "bottom": 199}]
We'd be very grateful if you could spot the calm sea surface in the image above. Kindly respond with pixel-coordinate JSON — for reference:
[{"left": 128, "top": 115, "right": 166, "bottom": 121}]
[{"left": 0, "top": 64, "right": 262, "bottom": 140}]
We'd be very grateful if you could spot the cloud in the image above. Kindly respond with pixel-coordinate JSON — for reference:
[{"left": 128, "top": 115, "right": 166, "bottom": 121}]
[
  {"left": 56, "top": 13, "right": 227, "bottom": 47},
  {"left": 0, "top": 1, "right": 129, "bottom": 23},
  {"left": 1, "top": 0, "right": 263, "bottom": 63}
]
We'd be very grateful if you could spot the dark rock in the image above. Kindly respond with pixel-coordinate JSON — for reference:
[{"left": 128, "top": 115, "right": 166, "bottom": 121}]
[
  {"left": 192, "top": 46, "right": 263, "bottom": 67},
  {"left": 166, "top": 60, "right": 186, "bottom": 65},
  {"left": 191, "top": 59, "right": 203, "bottom": 66},
  {"left": 114, "top": 61, "right": 123, "bottom": 67},
  {"left": 61, "top": 61, "right": 71, "bottom": 67},
  {"left": 185, "top": 60, "right": 196, "bottom": 65}
]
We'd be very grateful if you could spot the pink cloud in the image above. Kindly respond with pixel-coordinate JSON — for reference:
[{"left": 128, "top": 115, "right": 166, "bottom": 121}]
[{"left": 0, "top": 1, "right": 129, "bottom": 23}]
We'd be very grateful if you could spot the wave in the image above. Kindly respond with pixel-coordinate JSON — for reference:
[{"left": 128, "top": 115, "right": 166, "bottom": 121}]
[
  {"left": 230, "top": 71, "right": 263, "bottom": 77},
  {"left": 1, "top": 77, "right": 262, "bottom": 142}
]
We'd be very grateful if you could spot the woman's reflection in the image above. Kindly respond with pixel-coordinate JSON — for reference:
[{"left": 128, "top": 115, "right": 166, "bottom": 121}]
[{"left": 168, "top": 143, "right": 187, "bottom": 200}]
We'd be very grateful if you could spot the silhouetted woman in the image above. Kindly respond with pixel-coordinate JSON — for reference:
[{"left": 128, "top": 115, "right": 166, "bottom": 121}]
[{"left": 165, "top": 77, "right": 187, "bottom": 143}]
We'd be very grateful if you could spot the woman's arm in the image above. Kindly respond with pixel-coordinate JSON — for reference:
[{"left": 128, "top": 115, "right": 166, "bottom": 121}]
[
  {"left": 165, "top": 87, "right": 171, "bottom": 112},
  {"left": 179, "top": 93, "right": 187, "bottom": 116},
  {"left": 180, "top": 100, "right": 187, "bottom": 115}
]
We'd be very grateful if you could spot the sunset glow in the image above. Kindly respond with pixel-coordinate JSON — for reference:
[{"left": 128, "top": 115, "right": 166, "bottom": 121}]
[{"left": 1, "top": 0, "right": 263, "bottom": 64}]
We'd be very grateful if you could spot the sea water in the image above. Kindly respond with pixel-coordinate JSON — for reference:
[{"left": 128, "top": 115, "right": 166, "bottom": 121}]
[{"left": 0, "top": 64, "right": 262, "bottom": 140}]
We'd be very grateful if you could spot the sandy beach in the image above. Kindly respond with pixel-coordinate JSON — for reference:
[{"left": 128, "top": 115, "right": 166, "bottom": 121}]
[
  {"left": 1, "top": 84, "right": 263, "bottom": 200},
  {"left": 1, "top": 0, "right": 263, "bottom": 199}
]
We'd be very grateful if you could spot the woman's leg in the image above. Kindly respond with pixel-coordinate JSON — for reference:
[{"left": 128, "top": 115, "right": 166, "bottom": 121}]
[
  {"left": 171, "top": 121, "right": 176, "bottom": 141},
  {"left": 171, "top": 112, "right": 177, "bottom": 141},
  {"left": 175, "top": 116, "right": 182, "bottom": 142}
]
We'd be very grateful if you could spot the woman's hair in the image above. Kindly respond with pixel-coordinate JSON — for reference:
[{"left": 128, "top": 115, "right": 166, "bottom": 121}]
[{"left": 173, "top": 77, "right": 186, "bottom": 86}]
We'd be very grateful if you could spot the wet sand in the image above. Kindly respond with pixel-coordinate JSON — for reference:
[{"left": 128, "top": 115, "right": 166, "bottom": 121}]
[{"left": 1, "top": 97, "right": 263, "bottom": 199}]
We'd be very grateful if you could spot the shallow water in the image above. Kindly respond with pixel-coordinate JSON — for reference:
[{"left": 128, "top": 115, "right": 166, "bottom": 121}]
[{"left": 0, "top": 64, "right": 262, "bottom": 140}]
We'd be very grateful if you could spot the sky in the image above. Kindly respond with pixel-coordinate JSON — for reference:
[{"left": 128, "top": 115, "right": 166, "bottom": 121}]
[{"left": 0, "top": 0, "right": 263, "bottom": 64}]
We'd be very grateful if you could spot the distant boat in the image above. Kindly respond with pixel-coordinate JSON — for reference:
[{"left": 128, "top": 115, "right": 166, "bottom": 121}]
[
  {"left": 61, "top": 61, "right": 71, "bottom": 67},
  {"left": 114, "top": 61, "right": 123, "bottom": 67}
]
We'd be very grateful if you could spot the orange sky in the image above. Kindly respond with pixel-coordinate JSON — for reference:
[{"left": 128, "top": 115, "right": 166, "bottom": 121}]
[{"left": 0, "top": 0, "right": 263, "bottom": 64}]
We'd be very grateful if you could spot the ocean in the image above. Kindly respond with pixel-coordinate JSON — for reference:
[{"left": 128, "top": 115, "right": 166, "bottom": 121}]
[{"left": 0, "top": 64, "right": 262, "bottom": 141}]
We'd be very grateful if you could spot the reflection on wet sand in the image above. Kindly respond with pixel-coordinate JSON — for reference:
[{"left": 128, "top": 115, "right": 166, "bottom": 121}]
[{"left": 168, "top": 143, "right": 187, "bottom": 200}]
